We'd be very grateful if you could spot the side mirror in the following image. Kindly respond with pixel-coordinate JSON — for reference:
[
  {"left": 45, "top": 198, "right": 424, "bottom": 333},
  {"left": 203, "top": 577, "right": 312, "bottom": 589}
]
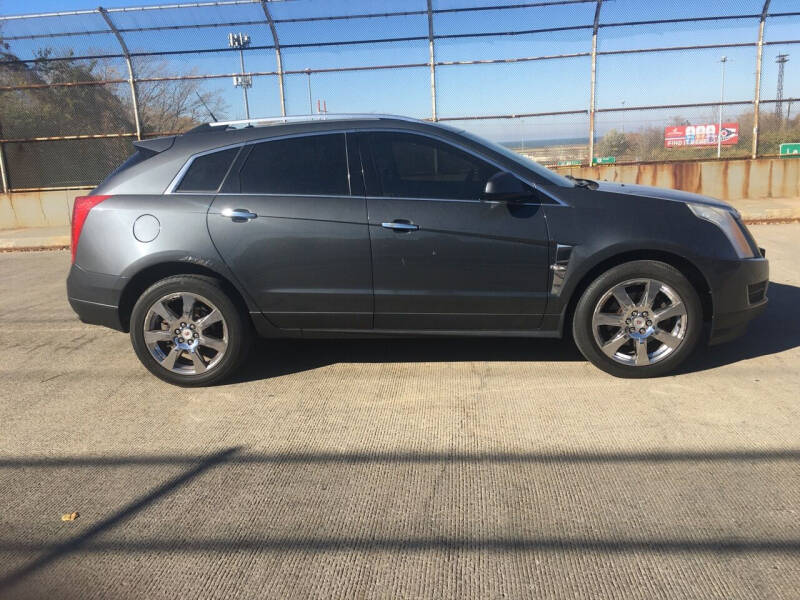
[{"left": 482, "top": 171, "right": 533, "bottom": 202}]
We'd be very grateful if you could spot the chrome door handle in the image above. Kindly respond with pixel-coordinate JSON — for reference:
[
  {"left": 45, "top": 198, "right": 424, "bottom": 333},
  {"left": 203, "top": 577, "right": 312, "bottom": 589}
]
[
  {"left": 381, "top": 221, "right": 419, "bottom": 231},
  {"left": 221, "top": 207, "right": 257, "bottom": 221}
]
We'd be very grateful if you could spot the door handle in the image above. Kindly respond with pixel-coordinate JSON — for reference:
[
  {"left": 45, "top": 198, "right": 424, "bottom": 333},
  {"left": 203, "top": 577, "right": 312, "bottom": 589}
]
[
  {"left": 381, "top": 221, "right": 419, "bottom": 232},
  {"left": 221, "top": 207, "right": 257, "bottom": 222}
]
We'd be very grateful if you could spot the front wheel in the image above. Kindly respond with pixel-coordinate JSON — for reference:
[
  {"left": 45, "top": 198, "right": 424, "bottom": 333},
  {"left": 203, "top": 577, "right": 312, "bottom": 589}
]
[
  {"left": 130, "top": 275, "right": 251, "bottom": 386},
  {"left": 572, "top": 260, "right": 703, "bottom": 378}
]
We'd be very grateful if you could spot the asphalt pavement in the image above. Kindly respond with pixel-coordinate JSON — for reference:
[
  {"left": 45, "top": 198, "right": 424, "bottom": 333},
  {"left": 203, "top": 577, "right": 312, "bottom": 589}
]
[{"left": 0, "top": 224, "right": 798, "bottom": 599}]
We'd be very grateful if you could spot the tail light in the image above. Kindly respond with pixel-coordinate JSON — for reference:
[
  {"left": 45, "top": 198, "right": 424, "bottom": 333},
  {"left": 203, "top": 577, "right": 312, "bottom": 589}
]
[{"left": 71, "top": 195, "right": 110, "bottom": 263}]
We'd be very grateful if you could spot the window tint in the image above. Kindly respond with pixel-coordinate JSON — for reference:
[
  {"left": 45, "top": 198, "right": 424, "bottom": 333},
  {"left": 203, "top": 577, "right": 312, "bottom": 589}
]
[
  {"left": 367, "top": 132, "right": 501, "bottom": 200},
  {"left": 176, "top": 147, "right": 238, "bottom": 192},
  {"left": 239, "top": 134, "right": 349, "bottom": 196},
  {"left": 106, "top": 149, "right": 152, "bottom": 181}
]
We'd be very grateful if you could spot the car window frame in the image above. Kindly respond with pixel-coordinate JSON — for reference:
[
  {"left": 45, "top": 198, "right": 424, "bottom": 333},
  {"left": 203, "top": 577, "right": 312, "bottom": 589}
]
[
  {"left": 165, "top": 127, "right": 565, "bottom": 206},
  {"left": 165, "top": 143, "right": 244, "bottom": 195},
  {"left": 233, "top": 131, "right": 352, "bottom": 198},
  {"left": 355, "top": 128, "right": 565, "bottom": 206},
  {"left": 360, "top": 130, "right": 520, "bottom": 203},
  {"left": 166, "top": 131, "right": 355, "bottom": 197}
]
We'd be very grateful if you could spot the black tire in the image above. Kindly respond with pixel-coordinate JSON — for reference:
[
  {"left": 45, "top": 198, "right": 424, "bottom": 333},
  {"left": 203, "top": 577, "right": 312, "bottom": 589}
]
[
  {"left": 572, "top": 260, "right": 702, "bottom": 378},
  {"left": 130, "top": 275, "right": 251, "bottom": 386}
]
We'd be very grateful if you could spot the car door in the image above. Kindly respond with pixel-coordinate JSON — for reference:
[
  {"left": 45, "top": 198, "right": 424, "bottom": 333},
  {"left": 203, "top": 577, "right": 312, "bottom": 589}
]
[
  {"left": 359, "top": 130, "right": 551, "bottom": 331},
  {"left": 208, "top": 132, "right": 372, "bottom": 330}
]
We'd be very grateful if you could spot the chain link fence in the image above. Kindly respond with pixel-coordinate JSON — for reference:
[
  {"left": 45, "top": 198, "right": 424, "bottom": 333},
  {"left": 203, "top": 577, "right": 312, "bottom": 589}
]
[{"left": 0, "top": 0, "right": 798, "bottom": 191}]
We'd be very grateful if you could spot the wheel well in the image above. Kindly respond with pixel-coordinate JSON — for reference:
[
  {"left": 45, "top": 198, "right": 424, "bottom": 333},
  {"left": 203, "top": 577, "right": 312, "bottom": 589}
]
[
  {"left": 563, "top": 250, "right": 712, "bottom": 334},
  {"left": 118, "top": 262, "right": 250, "bottom": 332}
]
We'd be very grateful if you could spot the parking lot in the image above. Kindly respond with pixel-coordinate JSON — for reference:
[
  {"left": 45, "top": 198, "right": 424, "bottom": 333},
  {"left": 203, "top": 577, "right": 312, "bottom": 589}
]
[{"left": 0, "top": 223, "right": 798, "bottom": 599}]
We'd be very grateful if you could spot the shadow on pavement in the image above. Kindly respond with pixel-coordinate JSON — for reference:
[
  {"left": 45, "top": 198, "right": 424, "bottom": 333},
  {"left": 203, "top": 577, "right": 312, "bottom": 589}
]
[
  {"left": 0, "top": 448, "right": 241, "bottom": 592},
  {"left": 232, "top": 336, "right": 583, "bottom": 382},
  {"left": 232, "top": 282, "right": 799, "bottom": 381},
  {"left": 684, "top": 281, "right": 800, "bottom": 373},
  {"left": 1, "top": 447, "right": 799, "bottom": 594}
]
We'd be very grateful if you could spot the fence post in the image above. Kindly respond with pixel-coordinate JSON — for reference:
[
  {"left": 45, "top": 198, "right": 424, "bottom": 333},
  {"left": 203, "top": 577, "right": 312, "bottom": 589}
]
[
  {"left": 0, "top": 142, "right": 8, "bottom": 193},
  {"left": 587, "top": 0, "right": 602, "bottom": 165},
  {"left": 752, "top": 0, "right": 770, "bottom": 159},
  {"left": 261, "top": 1, "right": 286, "bottom": 116},
  {"left": 99, "top": 7, "right": 142, "bottom": 140},
  {"left": 426, "top": 0, "right": 438, "bottom": 121}
]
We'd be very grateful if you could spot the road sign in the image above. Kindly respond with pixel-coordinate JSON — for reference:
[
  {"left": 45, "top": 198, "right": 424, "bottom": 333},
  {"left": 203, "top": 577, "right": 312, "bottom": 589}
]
[
  {"left": 593, "top": 156, "right": 616, "bottom": 164},
  {"left": 557, "top": 159, "right": 582, "bottom": 166},
  {"left": 780, "top": 143, "right": 800, "bottom": 157}
]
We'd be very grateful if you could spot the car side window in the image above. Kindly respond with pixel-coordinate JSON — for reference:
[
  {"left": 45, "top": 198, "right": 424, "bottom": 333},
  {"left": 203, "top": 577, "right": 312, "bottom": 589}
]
[
  {"left": 239, "top": 133, "right": 349, "bottom": 196},
  {"left": 366, "top": 132, "right": 501, "bottom": 201},
  {"left": 176, "top": 147, "right": 239, "bottom": 192}
]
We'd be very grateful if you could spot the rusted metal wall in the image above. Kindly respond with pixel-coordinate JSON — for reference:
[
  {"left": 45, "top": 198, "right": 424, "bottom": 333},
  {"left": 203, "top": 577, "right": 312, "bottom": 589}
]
[{"left": 553, "top": 158, "right": 800, "bottom": 202}]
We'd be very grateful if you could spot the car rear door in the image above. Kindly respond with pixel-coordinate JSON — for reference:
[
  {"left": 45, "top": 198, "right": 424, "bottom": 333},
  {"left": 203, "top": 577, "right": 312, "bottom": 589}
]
[
  {"left": 208, "top": 132, "right": 372, "bottom": 331},
  {"left": 359, "top": 130, "right": 551, "bottom": 332}
]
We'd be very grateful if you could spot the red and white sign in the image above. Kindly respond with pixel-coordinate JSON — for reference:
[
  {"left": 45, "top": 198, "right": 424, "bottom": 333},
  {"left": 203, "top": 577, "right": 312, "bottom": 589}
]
[{"left": 664, "top": 123, "right": 739, "bottom": 148}]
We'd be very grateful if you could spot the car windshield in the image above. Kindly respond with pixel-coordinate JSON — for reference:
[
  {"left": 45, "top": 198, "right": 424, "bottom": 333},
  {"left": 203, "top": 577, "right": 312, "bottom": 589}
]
[{"left": 452, "top": 128, "right": 576, "bottom": 188}]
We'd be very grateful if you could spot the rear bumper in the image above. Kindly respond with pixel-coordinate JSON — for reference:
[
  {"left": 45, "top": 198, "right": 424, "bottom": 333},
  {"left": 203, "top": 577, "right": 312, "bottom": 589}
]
[
  {"left": 708, "top": 256, "right": 769, "bottom": 345},
  {"left": 67, "top": 296, "right": 125, "bottom": 331},
  {"left": 66, "top": 264, "right": 127, "bottom": 331}
]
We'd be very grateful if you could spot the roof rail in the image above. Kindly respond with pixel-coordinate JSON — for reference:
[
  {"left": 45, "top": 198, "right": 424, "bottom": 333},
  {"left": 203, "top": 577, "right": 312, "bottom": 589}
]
[{"left": 188, "top": 113, "right": 428, "bottom": 132}]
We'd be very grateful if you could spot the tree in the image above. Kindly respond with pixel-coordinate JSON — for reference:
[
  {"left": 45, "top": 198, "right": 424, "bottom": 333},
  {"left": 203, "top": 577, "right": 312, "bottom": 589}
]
[
  {"left": 132, "top": 58, "right": 227, "bottom": 134},
  {"left": 597, "top": 128, "right": 632, "bottom": 158},
  {"left": 0, "top": 43, "right": 227, "bottom": 187}
]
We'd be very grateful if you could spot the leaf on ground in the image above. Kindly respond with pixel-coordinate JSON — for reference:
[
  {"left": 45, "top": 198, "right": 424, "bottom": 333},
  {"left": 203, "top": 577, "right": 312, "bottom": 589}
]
[{"left": 61, "top": 512, "right": 79, "bottom": 522}]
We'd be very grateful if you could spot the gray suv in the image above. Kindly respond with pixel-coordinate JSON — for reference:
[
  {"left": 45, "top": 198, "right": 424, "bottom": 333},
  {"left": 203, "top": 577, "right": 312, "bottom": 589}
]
[{"left": 67, "top": 115, "right": 768, "bottom": 385}]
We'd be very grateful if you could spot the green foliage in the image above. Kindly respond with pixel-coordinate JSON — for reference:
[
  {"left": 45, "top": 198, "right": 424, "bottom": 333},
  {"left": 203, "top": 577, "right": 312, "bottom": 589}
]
[{"left": 596, "top": 129, "right": 631, "bottom": 158}]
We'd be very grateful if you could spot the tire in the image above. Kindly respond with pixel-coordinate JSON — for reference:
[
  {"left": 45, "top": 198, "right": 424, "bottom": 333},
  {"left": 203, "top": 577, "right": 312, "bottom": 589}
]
[
  {"left": 572, "top": 260, "right": 702, "bottom": 378},
  {"left": 130, "top": 275, "right": 251, "bottom": 386}
]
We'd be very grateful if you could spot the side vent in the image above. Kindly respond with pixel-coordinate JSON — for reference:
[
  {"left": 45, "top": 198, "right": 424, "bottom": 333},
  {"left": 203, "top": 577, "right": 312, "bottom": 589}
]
[{"left": 550, "top": 244, "right": 574, "bottom": 295}]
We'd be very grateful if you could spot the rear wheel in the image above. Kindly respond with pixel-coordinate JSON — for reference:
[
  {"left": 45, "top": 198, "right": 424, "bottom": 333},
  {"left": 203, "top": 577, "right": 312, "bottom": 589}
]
[
  {"left": 130, "top": 275, "right": 251, "bottom": 386},
  {"left": 572, "top": 260, "right": 702, "bottom": 378}
]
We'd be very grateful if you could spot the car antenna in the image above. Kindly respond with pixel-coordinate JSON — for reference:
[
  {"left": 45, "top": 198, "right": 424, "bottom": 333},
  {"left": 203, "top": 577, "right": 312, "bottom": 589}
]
[{"left": 195, "top": 91, "right": 218, "bottom": 122}]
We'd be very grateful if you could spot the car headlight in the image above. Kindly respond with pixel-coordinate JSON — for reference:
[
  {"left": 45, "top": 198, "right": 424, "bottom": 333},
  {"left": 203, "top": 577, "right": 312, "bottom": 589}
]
[{"left": 687, "top": 203, "right": 756, "bottom": 259}]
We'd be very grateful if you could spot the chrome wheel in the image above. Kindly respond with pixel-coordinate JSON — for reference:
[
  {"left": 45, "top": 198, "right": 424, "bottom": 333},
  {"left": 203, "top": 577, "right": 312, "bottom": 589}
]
[
  {"left": 143, "top": 292, "right": 228, "bottom": 375},
  {"left": 591, "top": 278, "right": 688, "bottom": 367}
]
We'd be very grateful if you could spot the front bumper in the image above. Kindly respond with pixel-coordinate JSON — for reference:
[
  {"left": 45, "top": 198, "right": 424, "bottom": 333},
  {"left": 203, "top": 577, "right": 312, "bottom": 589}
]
[
  {"left": 66, "top": 264, "right": 127, "bottom": 331},
  {"left": 708, "top": 256, "right": 769, "bottom": 345}
]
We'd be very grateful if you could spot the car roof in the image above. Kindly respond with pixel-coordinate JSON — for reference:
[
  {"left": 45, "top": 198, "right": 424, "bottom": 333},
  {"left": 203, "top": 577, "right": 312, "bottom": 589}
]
[
  {"left": 152, "top": 114, "right": 458, "bottom": 155},
  {"left": 186, "top": 113, "right": 430, "bottom": 134}
]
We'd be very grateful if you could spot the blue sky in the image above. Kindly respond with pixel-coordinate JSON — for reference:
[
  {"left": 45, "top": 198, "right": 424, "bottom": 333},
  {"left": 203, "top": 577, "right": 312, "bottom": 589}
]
[{"left": 1, "top": 0, "right": 798, "bottom": 140}]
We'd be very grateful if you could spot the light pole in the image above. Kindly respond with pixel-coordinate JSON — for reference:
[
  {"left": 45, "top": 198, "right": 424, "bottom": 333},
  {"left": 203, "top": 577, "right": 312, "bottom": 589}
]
[
  {"left": 228, "top": 32, "right": 252, "bottom": 119},
  {"left": 305, "top": 69, "right": 313, "bottom": 114},
  {"left": 717, "top": 55, "right": 728, "bottom": 159}
]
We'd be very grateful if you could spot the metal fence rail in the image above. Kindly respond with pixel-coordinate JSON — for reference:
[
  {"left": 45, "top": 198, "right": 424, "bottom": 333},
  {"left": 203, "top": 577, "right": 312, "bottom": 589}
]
[{"left": 0, "top": 0, "right": 799, "bottom": 191}]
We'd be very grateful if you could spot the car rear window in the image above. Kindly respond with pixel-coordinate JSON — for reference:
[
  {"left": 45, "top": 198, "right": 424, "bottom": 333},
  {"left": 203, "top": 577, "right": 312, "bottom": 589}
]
[
  {"left": 104, "top": 149, "right": 153, "bottom": 181},
  {"left": 238, "top": 133, "right": 349, "bottom": 196},
  {"left": 176, "top": 147, "right": 239, "bottom": 192}
]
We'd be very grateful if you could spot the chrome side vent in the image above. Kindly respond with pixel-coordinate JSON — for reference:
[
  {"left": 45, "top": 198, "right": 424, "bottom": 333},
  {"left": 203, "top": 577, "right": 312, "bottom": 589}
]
[{"left": 550, "top": 244, "right": 573, "bottom": 295}]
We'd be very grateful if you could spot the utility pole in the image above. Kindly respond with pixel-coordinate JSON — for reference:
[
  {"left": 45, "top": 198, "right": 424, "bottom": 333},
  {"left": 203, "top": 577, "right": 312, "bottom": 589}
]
[
  {"left": 717, "top": 56, "right": 728, "bottom": 159},
  {"left": 228, "top": 32, "right": 252, "bottom": 119},
  {"left": 775, "top": 53, "right": 790, "bottom": 125}
]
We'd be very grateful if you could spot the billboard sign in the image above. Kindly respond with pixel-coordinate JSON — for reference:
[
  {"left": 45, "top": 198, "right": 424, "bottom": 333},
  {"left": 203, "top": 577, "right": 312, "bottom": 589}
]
[{"left": 664, "top": 123, "right": 739, "bottom": 148}]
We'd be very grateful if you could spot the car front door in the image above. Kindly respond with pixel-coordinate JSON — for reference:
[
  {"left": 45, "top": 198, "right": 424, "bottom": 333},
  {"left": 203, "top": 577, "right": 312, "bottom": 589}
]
[
  {"left": 208, "top": 132, "right": 372, "bottom": 331},
  {"left": 359, "top": 130, "right": 551, "bottom": 331}
]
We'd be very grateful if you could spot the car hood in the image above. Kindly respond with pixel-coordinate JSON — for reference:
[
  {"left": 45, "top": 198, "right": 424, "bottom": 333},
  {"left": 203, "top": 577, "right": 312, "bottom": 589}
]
[{"left": 593, "top": 181, "right": 733, "bottom": 211}]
